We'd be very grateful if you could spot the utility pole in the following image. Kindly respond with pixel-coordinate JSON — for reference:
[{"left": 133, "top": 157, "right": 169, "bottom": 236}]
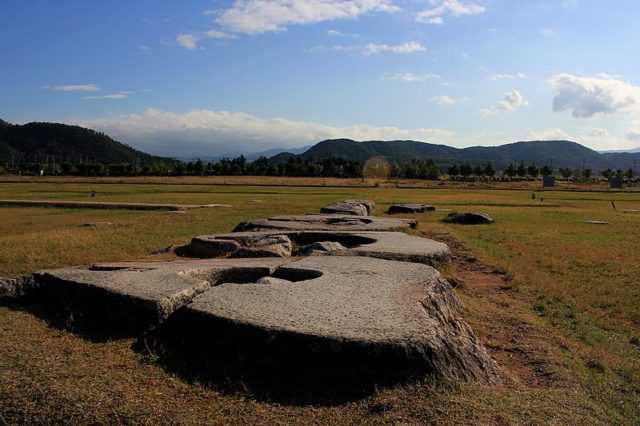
[{"left": 582, "top": 158, "right": 585, "bottom": 173}]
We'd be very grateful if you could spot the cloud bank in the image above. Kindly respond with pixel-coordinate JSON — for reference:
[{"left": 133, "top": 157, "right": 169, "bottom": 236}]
[{"left": 73, "top": 108, "right": 456, "bottom": 156}]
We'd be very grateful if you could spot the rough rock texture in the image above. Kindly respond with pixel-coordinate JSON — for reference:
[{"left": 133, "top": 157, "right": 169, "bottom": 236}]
[
  {"left": 0, "top": 275, "right": 39, "bottom": 299},
  {"left": 189, "top": 231, "right": 450, "bottom": 267},
  {"left": 344, "top": 199, "right": 375, "bottom": 214},
  {"left": 233, "top": 214, "right": 417, "bottom": 232},
  {"left": 321, "top": 201, "right": 369, "bottom": 216},
  {"left": 442, "top": 212, "right": 494, "bottom": 225},
  {"left": 387, "top": 204, "right": 436, "bottom": 214},
  {"left": 29, "top": 258, "right": 287, "bottom": 328},
  {"left": 185, "top": 256, "right": 499, "bottom": 384},
  {"left": 299, "top": 241, "right": 347, "bottom": 255},
  {"left": 189, "top": 238, "right": 242, "bottom": 258}
]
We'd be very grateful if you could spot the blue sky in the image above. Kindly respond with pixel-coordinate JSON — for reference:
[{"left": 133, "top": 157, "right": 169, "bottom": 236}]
[{"left": 1, "top": 0, "right": 640, "bottom": 156}]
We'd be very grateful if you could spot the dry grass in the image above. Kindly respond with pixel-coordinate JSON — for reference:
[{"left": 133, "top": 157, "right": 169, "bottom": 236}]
[{"left": 1, "top": 177, "right": 639, "bottom": 424}]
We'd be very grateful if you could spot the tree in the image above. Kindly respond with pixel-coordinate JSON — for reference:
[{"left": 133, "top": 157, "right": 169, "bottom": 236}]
[
  {"left": 484, "top": 162, "right": 496, "bottom": 177},
  {"left": 516, "top": 161, "right": 527, "bottom": 178},
  {"left": 504, "top": 163, "right": 516, "bottom": 177},
  {"left": 601, "top": 169, "right": 613, "bottom": 179},
  {"left": 459, "top": 162, "right": 473, "bottom": 178},
  {"left": 625, "top": 168, "right": 634, "bottom": 179},
  {"left": 527, "top": 162, "right": 539, "bottom": 178},
  {"left": 540, "top": 165, "right": 552, "bottom": 176},
  {"left": 473, "top": 164, "right": 484, "bottom": 176},
  {"left": 559, "top": 168, "right": 573, "bottom": 179},
  {"left": 583, "top": 168, "right": 592, "bottom": 179},
  {"left": 447, "top": 163, "right": 459, "bottom": 176},
  {"left": 194, "top": 159, "right": 206, "bottom": 175}
]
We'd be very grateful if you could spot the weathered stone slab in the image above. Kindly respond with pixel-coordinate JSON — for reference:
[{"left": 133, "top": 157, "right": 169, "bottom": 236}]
[
  {"left": 0, "top": 275, "right": 39, "bottom": 299},
  {"left": 233, "top": 214, "right": 417, "bottom": 232},
  {"left": 442, "top": 212, "right": 494, "bottom": 225},
  {"left": 185, "top": 256, "right": 499, "bottom": 384},
  {"left": 31, "top": 258, "right": 287, "bottom": 328},
  {"left": 585, "top": 220, "right": 610, "bottom": 225},
  {"left": 344, "top": 199, "right": 375, "bottom": 214},
  {"left": 387, "top": 204, "right": 436, "bottom": 214},
  {"left": 321, "top": 201, "right": 369, "bottom": 216},
  {"left": 188, "top": 231, "right": 450, "bottom": 267}
]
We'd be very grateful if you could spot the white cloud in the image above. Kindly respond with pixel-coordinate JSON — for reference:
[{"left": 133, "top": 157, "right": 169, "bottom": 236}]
[
  {"left": 84, "top": 91, "right": 133, "bottom": 100},
  {"left": 176, "top": 33, "right": 199, "bottom": 50},
  {"left": 46, "top": 84, "right": 99, "bottom": 92},
  {"left": 479, "top": 90, "right": 528, "bottom": 116},
  {"left": 526, "top": 128, "right": 572, "bottom": 140},
  {"left": 137, "top": 45, "right": 150, "bottom": 54},
  {"left": 390, "top": 72, "right": 440, "bottom": 82},
  {"left": 72, "top": 108, "right": 456, "bottom": 156},
  {"left": 176, "top": 30, "right": 236, "bottom": 50},
  {"left": 364, "top": 41, "right": 425, "bottom": 55},
  {"left": 430, "top": 95, "right": 469, "bottom": 107},
  {"left": 541, "top": 28, "right": 557, "bottom": 36},
  {"left": 215, "top": 0, "right": 400, "bottom": 35},
  {"left": 489, "top": 72, "right": 526, "bottom": 80},
  {"left": 628, "top": 124, "right": 640, "bottom": 142},
  {"left": 589, "top": 128, "right": 610, "bottom": 137},
  {"left": 416, "top": 0, "right": 486, "bottom": 25},
  {"left": 550, "top": 73, "right": 640, "bottom": 118},
  {"left": 526, "top": 127, "right": 637, "bottom": 150}
]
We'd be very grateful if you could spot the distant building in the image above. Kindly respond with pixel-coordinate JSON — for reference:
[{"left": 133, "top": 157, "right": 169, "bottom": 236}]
[
  {"left": 610, "top": 176, "right": 624, "bottom": 189},
  {"left": 542, "top": 175, "right": 555, "bottom": 188}
]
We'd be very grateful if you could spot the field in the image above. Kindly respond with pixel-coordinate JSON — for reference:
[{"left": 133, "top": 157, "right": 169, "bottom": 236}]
[{"left": 1, "top": 177, "right": 639, "bottom": 425}]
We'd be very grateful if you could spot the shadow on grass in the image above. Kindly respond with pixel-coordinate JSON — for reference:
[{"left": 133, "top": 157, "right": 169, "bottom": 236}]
[
  {"left": 1, "top": 296, "right": 145, "bottom": 342},
  {"left": 131, "top": 310, "right": 433, "bottom": 406}
]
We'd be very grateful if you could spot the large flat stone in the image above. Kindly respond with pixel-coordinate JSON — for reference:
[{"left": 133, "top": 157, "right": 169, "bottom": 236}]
[
  {"left": 185, "top": 256, "right": 499, "bottom": 383},
  {"left": 33, "top": 258, "right": 287, "bottom": 329},
  {"left": 233, "top": 214, "right": 417, "bottom": 232},
  {"left": 188, "top": 231, "right": 450, "bottom": 267}
]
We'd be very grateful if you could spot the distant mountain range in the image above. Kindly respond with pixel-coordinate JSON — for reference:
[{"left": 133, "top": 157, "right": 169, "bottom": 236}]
[
  {"left": 2, "top": 119, "right": 638, "bottom": 173},
  {"left": 269, "top": 138, "right": 640, "bottom": 172},
  {"left": 0, "top": 120, "right": 169, "bottom": 165}
]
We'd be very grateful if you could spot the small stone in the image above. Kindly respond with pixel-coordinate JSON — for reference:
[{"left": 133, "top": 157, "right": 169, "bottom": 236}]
[
  {"left": 585, "top": 220, "right": 611, "bottom": 225},
  {"left": 189, "top": 238, "right": 242, "bottom": 258},
  {"left": 442, "top": 212, "right": 494, "bottom": 225},
  {"left": 300, "top": 241, "right": 347, "bottom": 255},
  {"left": 387, "top": 204, "right": 436, "bottom": 214},
  {"left": 80, "top": 222, "right": 113, "bottom": 227}
]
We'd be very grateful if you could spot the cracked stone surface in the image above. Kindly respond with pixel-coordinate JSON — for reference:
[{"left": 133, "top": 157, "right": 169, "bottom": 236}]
[
  {"left": 185, "top": 256, "right": 499, "bottom": 384},
  {"left": 188, "top": 231, "right": 450, "bottom": 267},
  {"left": 233, "top": 214, "right": 417, "bottom": 232},
  {"left": 442, "top": 212, "right": 494, "bottom": 225},
  {"left": 387, "top": 204, "right": 436, "bottom": 214}
]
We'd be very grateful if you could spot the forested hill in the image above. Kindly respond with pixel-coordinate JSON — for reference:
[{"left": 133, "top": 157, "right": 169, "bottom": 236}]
[
  {"left": 0, "top": 120, "right": 168, "bottom": 165},
  {"left": 270, "top": 138, "right": 640, "bottom": 172}
]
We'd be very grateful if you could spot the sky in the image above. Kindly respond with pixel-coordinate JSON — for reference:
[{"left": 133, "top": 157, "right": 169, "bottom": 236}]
[{"left": 1, "top": 0, "right": 640, "bottom": 157}]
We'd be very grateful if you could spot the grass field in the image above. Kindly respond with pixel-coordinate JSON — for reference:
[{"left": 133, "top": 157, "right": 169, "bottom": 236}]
[{"left": 1, "top": 177, "right": 639, "bottom": 424}]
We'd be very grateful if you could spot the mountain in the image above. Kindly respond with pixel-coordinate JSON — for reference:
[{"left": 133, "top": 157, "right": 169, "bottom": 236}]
[
  {"left": 270, "top": 139, "right": 640, "bottom": 172},
  {"left": 0, "top": 120, "right": 170, "bottom": 165}
]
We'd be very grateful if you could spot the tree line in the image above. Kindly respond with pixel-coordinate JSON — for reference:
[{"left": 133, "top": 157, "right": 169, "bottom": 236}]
[{"left": 2, "top": 156, "right": 635, "bottom": 181}]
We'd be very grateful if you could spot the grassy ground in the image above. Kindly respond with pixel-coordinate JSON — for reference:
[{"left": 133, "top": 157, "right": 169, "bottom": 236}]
[{"left": 0, "top": 177, "right": 639, "bottom": 424}]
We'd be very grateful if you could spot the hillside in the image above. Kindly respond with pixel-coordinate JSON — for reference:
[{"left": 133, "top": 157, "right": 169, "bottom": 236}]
[
  {"left": 0, "top": 120, "right": 169, "bottom": 165},
  {"left": 270, "top": 139, "right": 640, "bottom": 172}
]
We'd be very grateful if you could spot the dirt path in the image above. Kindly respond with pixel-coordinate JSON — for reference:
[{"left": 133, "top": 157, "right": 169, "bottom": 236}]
[{"left": 421, "top": 230, "right": 560, "bottom": 389}]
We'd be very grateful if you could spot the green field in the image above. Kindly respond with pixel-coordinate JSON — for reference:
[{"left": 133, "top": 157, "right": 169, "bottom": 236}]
[{"left": 1, "top": 177, "right": 639, "bottom": 424}]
